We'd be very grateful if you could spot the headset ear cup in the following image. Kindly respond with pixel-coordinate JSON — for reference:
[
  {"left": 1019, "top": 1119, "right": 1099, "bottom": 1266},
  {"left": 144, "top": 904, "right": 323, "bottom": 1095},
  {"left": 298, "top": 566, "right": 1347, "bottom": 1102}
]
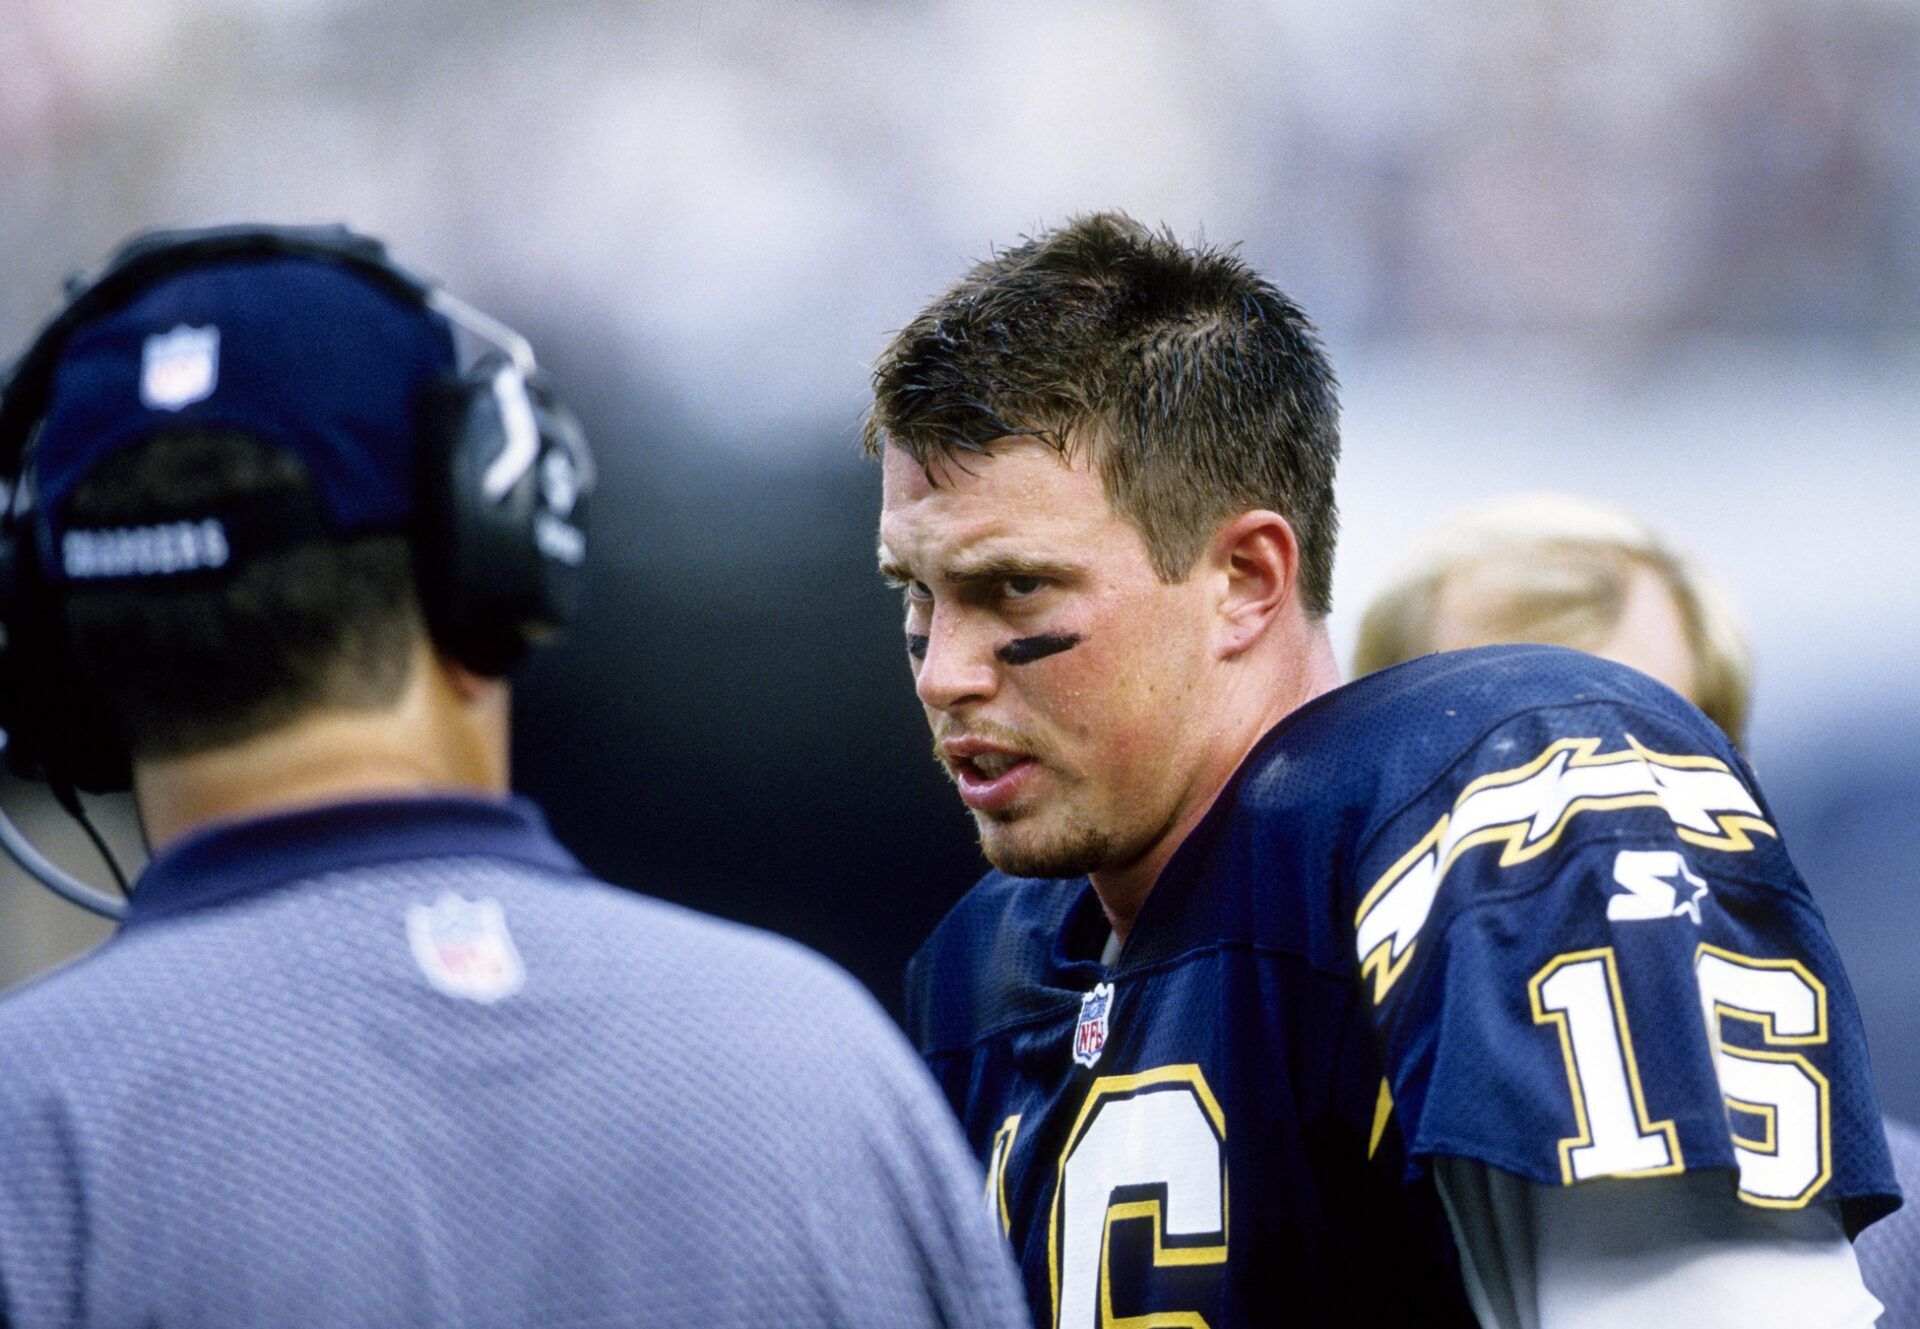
[
  {"left": 416, "top": 370, "right": 592, "bottom": 677},
  {"left": 415, "top": 374, "right": 507, "bottom": 675},
  {"left": 528, "top": 396, "right": 591, "bottom": 630}
]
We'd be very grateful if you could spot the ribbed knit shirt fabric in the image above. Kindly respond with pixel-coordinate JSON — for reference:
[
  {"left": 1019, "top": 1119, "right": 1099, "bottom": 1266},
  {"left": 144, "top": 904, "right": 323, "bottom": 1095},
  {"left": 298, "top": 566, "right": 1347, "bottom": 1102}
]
[{"left": 0, "top": 795, "right": 1026, "bottom": 1328}]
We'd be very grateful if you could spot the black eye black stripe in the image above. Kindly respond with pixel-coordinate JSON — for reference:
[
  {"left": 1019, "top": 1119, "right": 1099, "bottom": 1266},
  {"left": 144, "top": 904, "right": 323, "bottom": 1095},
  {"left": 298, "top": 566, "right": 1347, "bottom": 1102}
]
[
  {"left": 997, "top": 633, "right": 1082, "bottom": 665},
  {"left": 905, "top": 632, "right": 1083, "bottom": 664}
]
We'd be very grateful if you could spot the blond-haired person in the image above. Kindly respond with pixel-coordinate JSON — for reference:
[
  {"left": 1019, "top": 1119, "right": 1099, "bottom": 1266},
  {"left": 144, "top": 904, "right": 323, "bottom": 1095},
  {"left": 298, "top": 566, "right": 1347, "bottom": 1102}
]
[
  {"left": 1355, "top": 492, "right": 1751, "bottom": 745},
  {"left": 1355, "top": 490, "right": 1919, "bottom": 1326}
]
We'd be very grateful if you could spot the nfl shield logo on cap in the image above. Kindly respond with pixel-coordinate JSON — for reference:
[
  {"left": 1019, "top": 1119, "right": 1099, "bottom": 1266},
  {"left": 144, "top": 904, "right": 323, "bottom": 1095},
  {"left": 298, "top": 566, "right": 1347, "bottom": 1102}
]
[
  {"left": 1073, "top": 981, "right": 1113, "bottom": 1069},
  {"left": 140, "top": 324, "right": 220, "bottom": 411},
  {"left": 406, "top": 891, "right": 525, "bottom": 1003}
]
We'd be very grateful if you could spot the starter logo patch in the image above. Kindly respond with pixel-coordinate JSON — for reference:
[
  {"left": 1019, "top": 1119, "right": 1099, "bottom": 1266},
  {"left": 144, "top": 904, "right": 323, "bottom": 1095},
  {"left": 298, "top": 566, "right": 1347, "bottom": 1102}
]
[
  {"left": 1074, "top": 981, "right": 1113, "bottom": 1069},
  {"left": 1607, "top": 849, "right": 1711, "bottom": 925},
  {"left": 407, "top": 891, "right": 525, "bottom": 1003}
]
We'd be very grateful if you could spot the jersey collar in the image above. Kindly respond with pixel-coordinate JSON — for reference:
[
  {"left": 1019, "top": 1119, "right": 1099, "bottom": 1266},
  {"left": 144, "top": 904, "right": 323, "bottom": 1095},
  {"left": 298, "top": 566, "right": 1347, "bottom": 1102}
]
[
  {"left": 124, "top": 794, "right": 584, "bottom": 925},
  {"left": 1102, "top": 707, "right": 1316, "bottom": 974}
]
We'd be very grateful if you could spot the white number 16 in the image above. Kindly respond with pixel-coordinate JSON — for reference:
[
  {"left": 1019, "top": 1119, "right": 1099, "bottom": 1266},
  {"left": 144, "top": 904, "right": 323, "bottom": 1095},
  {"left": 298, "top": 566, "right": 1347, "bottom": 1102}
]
[{"left": 1530, "top": 944, "right": 1830, "bottom": 1206}]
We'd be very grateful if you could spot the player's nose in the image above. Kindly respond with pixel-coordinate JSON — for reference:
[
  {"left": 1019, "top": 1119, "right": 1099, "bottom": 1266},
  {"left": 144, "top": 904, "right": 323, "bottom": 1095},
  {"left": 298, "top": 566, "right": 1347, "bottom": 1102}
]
[{"left": 914, "top": 615, "right": 999, "bottom": 712}]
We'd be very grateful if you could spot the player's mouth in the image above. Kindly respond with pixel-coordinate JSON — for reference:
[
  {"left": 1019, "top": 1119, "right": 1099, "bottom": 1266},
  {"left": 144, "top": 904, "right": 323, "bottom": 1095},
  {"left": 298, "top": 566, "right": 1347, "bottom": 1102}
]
[{"left": 943, "top": 738, "right": 1040, "bottom": 813}]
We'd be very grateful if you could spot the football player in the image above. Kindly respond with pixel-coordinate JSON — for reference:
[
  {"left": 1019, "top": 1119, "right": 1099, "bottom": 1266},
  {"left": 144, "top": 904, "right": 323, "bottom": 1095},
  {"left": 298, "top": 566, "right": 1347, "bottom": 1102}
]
[
  {"left": 867, "top": 214, "right": 1897, "bottom": 1327},
  {"left": 1355, "top": 490, "right": 1920, "bottom": 1326}
]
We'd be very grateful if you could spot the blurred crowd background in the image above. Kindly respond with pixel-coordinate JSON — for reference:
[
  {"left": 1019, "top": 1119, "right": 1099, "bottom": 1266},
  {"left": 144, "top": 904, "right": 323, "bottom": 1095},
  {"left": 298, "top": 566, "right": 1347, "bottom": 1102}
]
[{"left": 2, "top": 0, "right": 1916, "bottom": 1113}]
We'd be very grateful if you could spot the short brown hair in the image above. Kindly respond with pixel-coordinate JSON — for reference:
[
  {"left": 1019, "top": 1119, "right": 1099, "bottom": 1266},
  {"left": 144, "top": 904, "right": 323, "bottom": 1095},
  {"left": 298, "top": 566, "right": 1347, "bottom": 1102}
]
[
  {"left": 60, "top": 431, "right": 423, "bottom": 761},
  {"left": 1353, "top": 493, "right": 1754, "bottom": 746},
  {"left": 863, "top": 212, "right": 1342, "bottom": 615}
]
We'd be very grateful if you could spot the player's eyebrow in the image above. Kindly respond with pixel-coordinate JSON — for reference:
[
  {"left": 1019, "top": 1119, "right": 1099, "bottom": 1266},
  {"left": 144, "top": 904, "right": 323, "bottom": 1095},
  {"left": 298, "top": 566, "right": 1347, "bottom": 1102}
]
[
  {"left": 877, "top": 550, "right": 1077, "bottom": 587},
  {"left": 876, "top": 549, "right": 921, "bottom": 585},
  {"left": 944, "top": 553, "right": 1070, "bottom": 585}
]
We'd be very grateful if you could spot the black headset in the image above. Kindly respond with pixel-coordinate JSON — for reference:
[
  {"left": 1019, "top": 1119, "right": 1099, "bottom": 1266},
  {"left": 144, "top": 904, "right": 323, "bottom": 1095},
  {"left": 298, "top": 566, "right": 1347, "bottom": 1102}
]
[{"left": 0, "top": 223, "right": 596, "bottom": 798}]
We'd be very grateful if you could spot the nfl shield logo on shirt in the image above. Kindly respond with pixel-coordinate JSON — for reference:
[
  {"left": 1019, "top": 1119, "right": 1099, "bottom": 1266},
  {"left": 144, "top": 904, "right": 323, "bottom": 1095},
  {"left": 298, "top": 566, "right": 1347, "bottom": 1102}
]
[
  {"left": 140, "top": 324, "right": 220, "bottom": 411},
  {"left": 406, "top": 892, "right": 525, "bottom": 1003},
  {"left": 1073, "top": 981, "right": 1113, "bottom": 1069}
]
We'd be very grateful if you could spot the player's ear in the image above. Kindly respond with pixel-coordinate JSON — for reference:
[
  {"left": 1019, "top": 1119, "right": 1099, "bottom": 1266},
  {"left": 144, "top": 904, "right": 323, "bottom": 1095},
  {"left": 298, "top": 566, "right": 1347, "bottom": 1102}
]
[{"left": 1207, "top": 509, "right": 1299, "bottom": 659}]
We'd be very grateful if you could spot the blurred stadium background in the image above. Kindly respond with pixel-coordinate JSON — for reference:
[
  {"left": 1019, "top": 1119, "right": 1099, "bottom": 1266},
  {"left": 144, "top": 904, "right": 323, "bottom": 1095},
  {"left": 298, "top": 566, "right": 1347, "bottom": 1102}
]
[{"left": 2, "top": 0, "right": 1916, "bottom": 1115}]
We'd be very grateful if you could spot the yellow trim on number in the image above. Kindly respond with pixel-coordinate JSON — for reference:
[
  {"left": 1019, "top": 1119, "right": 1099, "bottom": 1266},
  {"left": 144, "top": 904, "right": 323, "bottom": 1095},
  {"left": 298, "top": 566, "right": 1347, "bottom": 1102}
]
[
  {"left": 1695, "top": 943, "right": 1833, "bottom": 1209},
  {"left": 987, "top": 1114, "right": 1022, "bottom": 1236},
  {"left": 1725, "top": 1096, "right": 1778, "bottom": 1155},
  {"left": 1528, "top": 947, "right": 1684, "bottom": 1186},
  {"left": 1048, "top": 1065, "right": 1228, "bottom": 1329}
]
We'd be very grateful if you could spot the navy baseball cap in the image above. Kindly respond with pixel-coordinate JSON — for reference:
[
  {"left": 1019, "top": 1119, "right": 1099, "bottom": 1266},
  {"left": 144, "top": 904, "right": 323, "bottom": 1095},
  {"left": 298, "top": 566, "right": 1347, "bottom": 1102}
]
[{"left": 29, "top": 254, "right": 457, "bottom": 577}]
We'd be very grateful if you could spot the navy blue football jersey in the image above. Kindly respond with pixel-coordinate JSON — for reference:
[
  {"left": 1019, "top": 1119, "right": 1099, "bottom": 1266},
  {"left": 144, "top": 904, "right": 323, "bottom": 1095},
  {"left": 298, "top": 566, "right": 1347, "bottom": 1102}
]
[{"left": 907, "top": 644, "right": 1899, "bottom": 1328}]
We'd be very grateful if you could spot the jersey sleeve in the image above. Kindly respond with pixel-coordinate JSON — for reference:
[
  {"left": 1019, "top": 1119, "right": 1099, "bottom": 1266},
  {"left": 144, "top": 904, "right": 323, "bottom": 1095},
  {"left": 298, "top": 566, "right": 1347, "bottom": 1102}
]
[{"left": 1349, "top": 697, "right": 1899, "bottom": 1231}]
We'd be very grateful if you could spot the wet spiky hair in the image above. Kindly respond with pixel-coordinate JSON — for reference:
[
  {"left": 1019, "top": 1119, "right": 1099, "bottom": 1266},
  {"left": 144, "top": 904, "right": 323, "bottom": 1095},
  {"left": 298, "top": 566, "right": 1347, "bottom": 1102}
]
[{"left": 864, "top": 212, "right": 1340, "bottom": 613}]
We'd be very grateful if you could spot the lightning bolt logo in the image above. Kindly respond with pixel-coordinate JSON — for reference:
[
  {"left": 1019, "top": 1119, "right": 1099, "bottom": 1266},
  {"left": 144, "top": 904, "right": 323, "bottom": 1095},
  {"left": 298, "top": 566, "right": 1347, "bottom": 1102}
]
[{"left": 1354, "top": 736, "right": 1775, "bottom": 1004}]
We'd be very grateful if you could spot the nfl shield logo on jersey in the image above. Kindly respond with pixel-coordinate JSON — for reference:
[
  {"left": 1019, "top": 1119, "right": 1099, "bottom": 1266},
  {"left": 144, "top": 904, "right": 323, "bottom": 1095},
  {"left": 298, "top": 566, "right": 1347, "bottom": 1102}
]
[
  {"left": 1073, "top": 981, "right": 1113, "bottom": 1068},
  {"left": 140, "top": 324, "right": 220, "bottom": 411},
  {"left": 406, "top": 892, "right": 525, "bottom": 1003}
]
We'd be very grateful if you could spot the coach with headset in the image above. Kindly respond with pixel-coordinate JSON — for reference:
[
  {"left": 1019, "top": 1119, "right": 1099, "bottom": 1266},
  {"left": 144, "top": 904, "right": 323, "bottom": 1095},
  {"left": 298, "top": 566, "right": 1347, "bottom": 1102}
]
[{"left": 0, "top": 226, "right": 1027, "bottom": 1328}]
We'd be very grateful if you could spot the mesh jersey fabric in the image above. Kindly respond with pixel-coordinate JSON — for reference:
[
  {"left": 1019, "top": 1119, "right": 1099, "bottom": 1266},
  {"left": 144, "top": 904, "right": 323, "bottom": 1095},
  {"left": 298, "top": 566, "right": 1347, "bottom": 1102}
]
[
  {"left": 1856, "top": 1118, "right": 1920, "bottom": 1326},
  {"left": 0, "top": 795, "right": 1027, "bottom": 1329},
  {"left": 907, "top": 644, "right": 1897, "bottom": 1326}
]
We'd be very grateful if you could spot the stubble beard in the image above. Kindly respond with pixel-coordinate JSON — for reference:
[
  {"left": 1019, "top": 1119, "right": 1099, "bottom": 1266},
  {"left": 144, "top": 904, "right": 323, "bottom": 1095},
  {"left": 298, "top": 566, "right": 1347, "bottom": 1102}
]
[{"left": 973, "top": 803, "right": 1116, "bottom": 880}]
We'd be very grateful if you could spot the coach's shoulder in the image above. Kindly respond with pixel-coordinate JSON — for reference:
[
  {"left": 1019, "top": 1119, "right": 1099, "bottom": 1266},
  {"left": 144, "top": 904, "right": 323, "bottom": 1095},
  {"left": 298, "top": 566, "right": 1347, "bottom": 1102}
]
[
  {"left": 0, "top": 938, "right": 140, "bottom": 1109},
  {"left": 559, "top": 875, "right": 895, "bottom": 1031}
]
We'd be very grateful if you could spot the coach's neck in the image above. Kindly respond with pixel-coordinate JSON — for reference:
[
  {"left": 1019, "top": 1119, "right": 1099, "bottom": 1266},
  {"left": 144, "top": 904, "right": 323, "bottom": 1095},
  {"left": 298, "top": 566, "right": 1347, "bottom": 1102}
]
[{"left": 133, "top": 639, "right": 511, "bottom": 854}]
